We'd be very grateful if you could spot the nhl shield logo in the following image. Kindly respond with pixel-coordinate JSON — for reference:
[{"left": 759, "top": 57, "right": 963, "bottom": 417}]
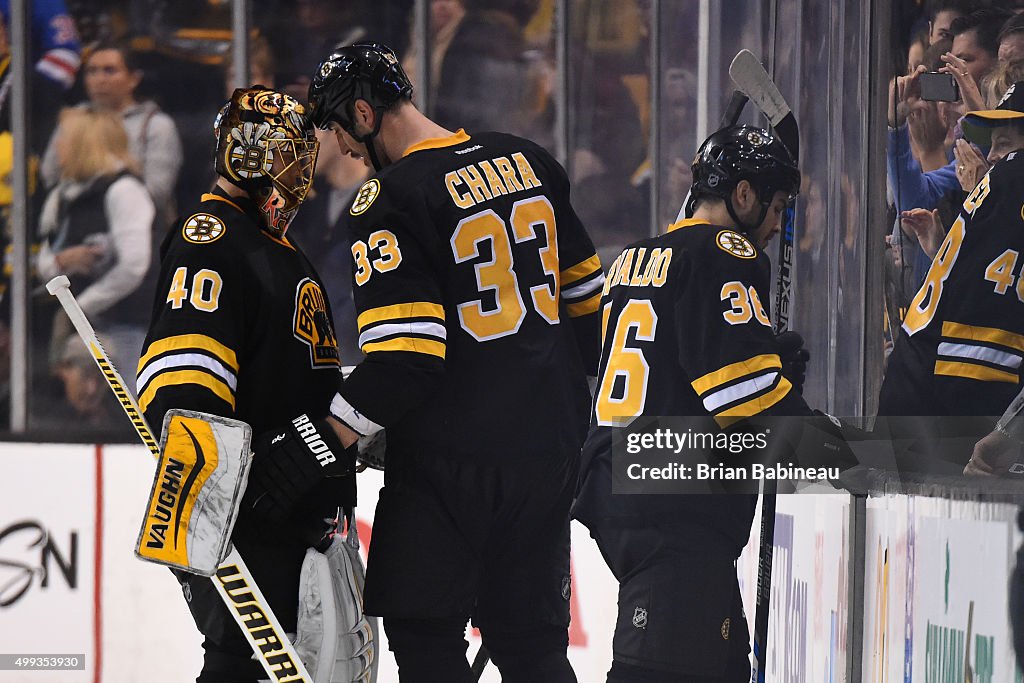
[
  {"left": 561, "top": 575, "right": 572, "bottom": 601},
  {"left": 721, "top": 617, "right": 731, "bottom": 640},
  {"left": 182, "top": 213, "right": 226, "bottom": 244},
  {"left": 632, "top": 606, "right": 648, "bottom": 629}
]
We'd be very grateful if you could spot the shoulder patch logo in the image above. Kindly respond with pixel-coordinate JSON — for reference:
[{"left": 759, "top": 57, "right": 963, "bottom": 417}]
[
  {"left": 183, "top": 213, "right": 226, "bottom": 244},
  {"left": 293, "top": 278, "right": 340, "bottom": 369},
  {"left": 350, "top": 179, "right": 381, "bottom": 215},
  {"left": 716, "top": 230, "right": 756, "bottom": 259}
]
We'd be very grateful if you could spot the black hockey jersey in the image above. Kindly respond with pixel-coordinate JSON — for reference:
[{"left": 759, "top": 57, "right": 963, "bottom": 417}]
[
  {"left": 137, "top": 189, "right": 341, "bottom": 433},
  {"left": 573, "top": 219, "right": 811, "bottom": 555},
  {"left": 331, "top": 130, "right": 603, "bottom": 465},
  {"left": 879, "top": 151, "right": 1024, "bottom": 418}
]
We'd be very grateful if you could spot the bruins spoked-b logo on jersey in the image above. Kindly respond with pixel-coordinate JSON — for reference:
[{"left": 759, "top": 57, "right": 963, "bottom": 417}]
[
  {"left": 183, "top": 213, "right": 226, "bottom": 244},
  {"left": 350, "top": 179, "right": 380, "bottom": 215},
  {"left": 716, "top": 230, "right": 756, "bottom": 259},
  {"left": 293, "top": 278, "right": 339, "bottom": 368}
]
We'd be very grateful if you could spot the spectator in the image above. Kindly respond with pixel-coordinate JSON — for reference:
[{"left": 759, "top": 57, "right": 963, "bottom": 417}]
[
  {"left": 40, "top": 41, "right": 182, "bottom": 232},
  {"left": 907, "top": 27, "right": 931, "bottom": 73},
  {"left": 51, "top": 332, "right": 126, "bottom": 432},
  {"left": 887, "top": 9, "right": 1009, "bottom": 229},
  {"left": 940, "top": 6, "right": 1012, "bottom": 113},
  {"left": 222, "top": 33, "right": 277, "bottom": 97},
  {"left": 0, "top": 0, "right": 81, "bottom": 151},
  {"left": 928, "top": 0, "right": 974, "bottom": 46},
  {"left": 433, "top": 0, "right": 551, "bottom": 141},
  {"left": 904, "top": 60, "right": 1024, "bottom": 262},
  {"left": 401, "top": 0, "right": 467, "bottom": 99},
  {"left": 36, "top": 107, "right": 154, "bottom": 379},
  {"left": 1000, "top": 12, "right": 1024, "bottom": 63}
]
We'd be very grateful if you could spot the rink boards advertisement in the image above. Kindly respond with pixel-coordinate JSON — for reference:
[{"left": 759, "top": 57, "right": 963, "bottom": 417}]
[
  {"left": 862, "top": 495, "right": 1022, "bottom": 683},
  {"left": 2, "top": 442, "right": 1024, "bottom": 682}
]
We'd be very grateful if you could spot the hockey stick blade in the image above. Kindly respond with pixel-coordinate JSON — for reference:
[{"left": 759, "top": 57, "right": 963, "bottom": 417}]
[
  {"left": 46, "top": 275, "right": 315, "bottom": 683},
  {"left": 729, "top": 49, "right": 799, "bottom": 161}
]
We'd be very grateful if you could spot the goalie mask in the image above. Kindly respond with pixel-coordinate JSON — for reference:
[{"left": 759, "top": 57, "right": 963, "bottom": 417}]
[
  {"left": 306, "top": 42, "right": 413, "bottom": 171},
  {"left": 687, "top": 125, "right": 800, "bottom": 233},
  {"left": 214, "top": 87, "right": 319, "bottom": 237}
]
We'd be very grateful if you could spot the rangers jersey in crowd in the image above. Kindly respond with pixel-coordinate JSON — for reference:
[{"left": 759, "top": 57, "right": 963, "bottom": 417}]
[
  {"left": 574, "top": 219, "right": 811, "bottom": 553},
  {"left": 137, "top": 188, "right": 341, "bottom": 433},
  {"left": 880, "top": 151, "right": 1024, "bottom": 418},
  {"left": 331, "top": 130, "right": 603, "bottom": 465}
]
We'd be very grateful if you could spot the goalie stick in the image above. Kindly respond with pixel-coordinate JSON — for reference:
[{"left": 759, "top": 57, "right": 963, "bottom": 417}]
[
  {"left": 728, "top": 48, "right": 800, "bottom": 683},
  {"left": 46, "top": 275, "right": 315, "bottom": 683}
]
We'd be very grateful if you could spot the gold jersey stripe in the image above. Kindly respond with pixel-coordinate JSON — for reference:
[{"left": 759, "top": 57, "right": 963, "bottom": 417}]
[
  {"left": 666, "top": 218, "right": 710, "bottom": 233},
  {"left": 361, "top": 336, "right": 446, "bottom": 360},
  {"left": 692, "top": 354, "right": 782, "bottom": 396},
  {"left": 560, "top": 254, "right": 602, "bottom": 285},
  {"left": 200, "top": 193, "right": 244, "bottom": 213},
  {"left": 357, "top": 302, "right": 446, "bottom": 331},
  {"left": 934, "top": 360, "right": 1019, "bottom": 384},
  {"left": 714, "top": 376, "right": 793, "bottom": 427},
  {"left": 403, "top": 129, "right": 471, "bottom": 157},
  {"left": 138, "top": 369, "right": 236, "bottom": 414},
  {"left": 941, "top": 321, "right": 1024, "bottom": 353},
  {"left": 567, "top": 291, "right": 602, "bottom": 317},
  {"left": 138, "top": 334, "right": 239, "bottom": 375}
]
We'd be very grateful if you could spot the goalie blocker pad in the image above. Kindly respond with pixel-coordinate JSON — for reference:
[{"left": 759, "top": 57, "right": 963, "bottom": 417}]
[
  {"left": 136, "top": 410, "right": 252, "bottom": 576},
  {"left": 295, "top": 520, "right": 379, "bottom": 682}
]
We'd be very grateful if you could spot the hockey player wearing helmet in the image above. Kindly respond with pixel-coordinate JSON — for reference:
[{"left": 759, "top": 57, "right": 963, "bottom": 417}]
[
  {"left": 137, "top": 86, "right": 368, "bottom": 681},
  {"left": 573, "top": 124, "right": 815, "bottom": 682},
  {"left": 308, "top": 43, "right": 604, "bottom": 682}
]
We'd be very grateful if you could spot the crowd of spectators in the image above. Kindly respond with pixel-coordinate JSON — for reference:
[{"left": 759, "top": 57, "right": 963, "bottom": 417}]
[
  {"left": 888, "top": 1, "right": 1024, "bottom": 321},
  {"left": 0, "top": 0, "right": 664, "bottom": 436},
  {"left": 15, "top": 0, "right": 1014, "bottom": 437}
]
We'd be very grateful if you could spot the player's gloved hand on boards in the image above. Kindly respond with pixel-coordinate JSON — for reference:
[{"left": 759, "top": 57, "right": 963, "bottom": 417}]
[
  {"left": 776, "top": 330, "right": 810, "bottom": 394},
  {"left": 243, "top": 414, "right": 356, "bottom": 530}
]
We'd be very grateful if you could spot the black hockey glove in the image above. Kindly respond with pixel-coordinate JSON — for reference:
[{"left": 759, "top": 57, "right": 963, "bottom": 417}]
[
  {"left": 243, "top": 414, "right": 356, "bottom": 530},
  {"left": 776, "top": 330, "right": 810, "bottom": 394}
]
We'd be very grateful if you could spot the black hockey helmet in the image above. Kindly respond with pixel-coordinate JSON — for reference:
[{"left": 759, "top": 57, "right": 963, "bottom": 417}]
[
  {"left": 307, "top": 42, "right": 412, "bottom": 169},
  {"left": 687, "top": 124, "right": 800, "bottom": 231},
  {"left": 213, "top": 86, "right": 319, "bottom": 237}
]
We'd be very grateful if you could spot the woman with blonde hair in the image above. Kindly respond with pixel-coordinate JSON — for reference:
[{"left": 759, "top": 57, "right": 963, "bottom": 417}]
[{"left": 36, "top": 106, "right": 155, "bottom": 380}]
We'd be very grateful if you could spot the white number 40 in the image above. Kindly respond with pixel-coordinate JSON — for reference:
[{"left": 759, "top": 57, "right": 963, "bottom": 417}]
[{"left": 166, "top": 267, "right": 223, "bottom": 312}]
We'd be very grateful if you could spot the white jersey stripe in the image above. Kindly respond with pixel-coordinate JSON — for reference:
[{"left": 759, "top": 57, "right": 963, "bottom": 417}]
[
  {"left": 936, "top": 342, "right": 1022, "bottom": 370},
  {"left": 137, "top": 352, "right": 239, "bottom": 396},
  {"left": 701, "top": 371, "right": 779, "bottom": 414},
  {"left": 358, "top": 321, "right": 447, "bottom": 349}
]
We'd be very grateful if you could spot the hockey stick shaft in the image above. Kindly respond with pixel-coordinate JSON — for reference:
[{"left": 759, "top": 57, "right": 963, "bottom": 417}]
[
  {"left": 720, "top": 89, "right": 750, "bottom": 129},
  {"left": 728, "top": 50, "right": 801, "bottom": 683},
  {"left": 471, "top": 645, "right": 490, "bottom": 680},
  {"left": 46, "top": 275, "right": 314, "bottom": 683}
]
